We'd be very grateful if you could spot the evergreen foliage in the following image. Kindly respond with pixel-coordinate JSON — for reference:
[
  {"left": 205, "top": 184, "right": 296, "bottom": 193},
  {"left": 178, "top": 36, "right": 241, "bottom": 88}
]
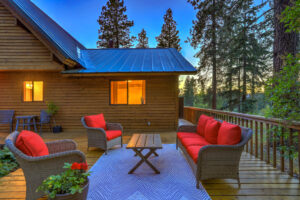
[
  {"left": 136, "top": 29, "right": 149, "bottom": 48},
  {"left": 156, "top": 8, "right": 181, "bottom": 51},
  {"left": 97, "top": 0, "right": 134, "bottom": 48},
  {"left": 183, "top": 76, "right": 196, "bottom": 106}
]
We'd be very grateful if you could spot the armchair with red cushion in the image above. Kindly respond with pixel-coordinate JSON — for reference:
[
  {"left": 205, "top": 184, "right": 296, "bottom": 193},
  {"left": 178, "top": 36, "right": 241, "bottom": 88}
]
[
  {"left": 81, "top": 114, "right": 123, "bottom": 154},
  {"left": 177, "top": 114, "right": 253, "bottom": 189},
  {"left": 5, "top": 130, "right": 85, "bottom": 200}
]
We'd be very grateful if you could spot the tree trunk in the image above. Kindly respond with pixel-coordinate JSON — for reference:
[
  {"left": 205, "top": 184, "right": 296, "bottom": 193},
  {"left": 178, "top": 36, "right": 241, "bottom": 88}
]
[
  {"left": 273, "top": 0, "right": 297, "bottom": 73},
  {"left": 211, "top": 0, "right": 217, "bottom": 109}
]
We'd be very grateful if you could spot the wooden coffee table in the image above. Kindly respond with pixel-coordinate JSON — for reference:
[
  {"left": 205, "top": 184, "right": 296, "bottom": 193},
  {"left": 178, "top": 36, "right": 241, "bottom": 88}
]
[{"left": 126, "top": 134, "right": 162, "bottom": 174}]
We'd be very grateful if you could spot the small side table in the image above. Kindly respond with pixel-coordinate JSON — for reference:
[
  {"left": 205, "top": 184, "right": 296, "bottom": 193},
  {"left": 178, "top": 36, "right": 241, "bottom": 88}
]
[{"left": 15, "top": 115, "right": 38, "bottom": 133}]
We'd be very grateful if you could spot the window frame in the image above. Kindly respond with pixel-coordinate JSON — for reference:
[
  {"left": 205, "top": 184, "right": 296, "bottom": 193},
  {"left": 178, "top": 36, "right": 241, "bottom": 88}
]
[
  {"left": 22, "top": 81, "right": 44, "bottom": 102},
  {"left": 109, "top": 79, "right": 146, "bottom": 105}
]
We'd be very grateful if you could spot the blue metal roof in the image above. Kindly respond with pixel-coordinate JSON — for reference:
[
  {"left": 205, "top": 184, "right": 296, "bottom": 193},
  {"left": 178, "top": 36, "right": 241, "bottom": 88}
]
[
  {"left": 73, "top": 48, "right": 196, "bottom": 73},
  {"left": 7, "top": 0, "right": 86, "bottom": 66},
  {"left": 5, "top": 0, "right": 196, "bottom": 74}
]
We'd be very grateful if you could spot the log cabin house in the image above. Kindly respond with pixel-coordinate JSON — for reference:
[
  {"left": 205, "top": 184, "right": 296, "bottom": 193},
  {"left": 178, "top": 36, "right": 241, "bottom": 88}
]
[{"left": 0, "top": 0, "right": 196, "bottom": 132}]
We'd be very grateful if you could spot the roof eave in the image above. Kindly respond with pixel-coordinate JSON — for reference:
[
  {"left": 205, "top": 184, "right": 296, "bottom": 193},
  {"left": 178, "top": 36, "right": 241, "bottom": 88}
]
[{"left": 1, "top": 0, "right": 80, "bottom": 68}]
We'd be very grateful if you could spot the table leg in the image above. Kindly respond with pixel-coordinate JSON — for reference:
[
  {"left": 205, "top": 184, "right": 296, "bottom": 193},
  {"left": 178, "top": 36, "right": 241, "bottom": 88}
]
[{"left": 129, "top": 148, "right": 160, "bottom": 174}]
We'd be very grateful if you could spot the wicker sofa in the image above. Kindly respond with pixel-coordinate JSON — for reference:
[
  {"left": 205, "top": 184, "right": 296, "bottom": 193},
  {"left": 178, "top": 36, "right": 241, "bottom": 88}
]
[
  {"left": 5, "top": 131, "right": 86, "bottom": 200},
  {"left": 81, "top": 117, "right": 123, "bottom": 154},
  {"left": 176, "top": 121, "right": 253, "bottom": 189}
]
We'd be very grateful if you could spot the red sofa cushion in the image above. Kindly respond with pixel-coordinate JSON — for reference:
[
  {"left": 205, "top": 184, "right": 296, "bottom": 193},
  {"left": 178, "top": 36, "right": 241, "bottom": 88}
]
[
  {"left": 177, "top": 132, "right": 202, "bottom": 140},
  {"left": 218, "top": 121, "right": 242, "bottom": 145},
  {"left": 84, "top": 114, "right": 107, "bottom": 130},
  {"left": 181, "top": 137, "right": 210, "bottom": 148},
  {"left": 106, "top": 130, "right": 122, "bottom": 141},
  {"left": 187, "top": 145, "right": 205, "bottom": 163},
  {"left": 204, "top": 119, "right": 221, "bottom": 144},
  {"left": 197, "top": 115, "right": 213, "bottom": 136},
  {"left": 15, "top": 130, "right": 49, "bottom": 157}
]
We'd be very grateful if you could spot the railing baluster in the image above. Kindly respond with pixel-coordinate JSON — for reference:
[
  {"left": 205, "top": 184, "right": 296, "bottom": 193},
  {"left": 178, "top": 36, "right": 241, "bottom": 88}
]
[
  {"left": 246, "top": 120, "right": 249, "bottom": 153},
  {"left": 280, "top": 127, "right": 284, "bottom": 172},
  {"left": 272, "top": 125, "right": 277, "bottom": 168},
  {"left": 250, "top": 120, "right": 253, "bottom": 155},
  {"left": 255, "top": 121, "right": 258, "bottom": 158},
  {"left": 288, "top": 128, "right": 293, "bottom": 176},
  {"left": 266, "top": 123, "right": 270, "bottom": 164},
  {"left": 298, "top": 130, "right": 300, "bottom": 182},
  {"left": 260, "top": 122, "right": 264, "bottom": 161}
]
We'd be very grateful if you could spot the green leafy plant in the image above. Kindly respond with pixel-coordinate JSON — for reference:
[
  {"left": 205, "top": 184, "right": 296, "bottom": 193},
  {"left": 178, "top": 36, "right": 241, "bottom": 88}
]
[
  {"left": 0, "top": 146, "right": 19, "bottom": 177},
  {"left": 280, "top": 0, "right": 300, "bottom": 32},
  {"left": 46, "top": 101, "right": 59, "bottom": 126},
  {"left": 37, "top": 162, "right": 90, "bottom": 199}
]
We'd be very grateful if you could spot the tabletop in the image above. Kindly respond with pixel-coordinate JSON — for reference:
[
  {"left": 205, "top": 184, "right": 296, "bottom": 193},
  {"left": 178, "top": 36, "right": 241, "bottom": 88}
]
[{"left": 127, "top": 134, "right": 162, "bottom": 149}]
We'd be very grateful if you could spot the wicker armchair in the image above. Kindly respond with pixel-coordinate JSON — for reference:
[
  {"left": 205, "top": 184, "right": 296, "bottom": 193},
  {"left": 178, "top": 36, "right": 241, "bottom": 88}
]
[
  {"left": 177, "top": 124, "right": 253, "bottom": 189},
  {"left": 5, "top": 131, "right": 86, "bottom": 200},
  {"left": 81, "top": 117, "right": 123, "bottom": 154}
]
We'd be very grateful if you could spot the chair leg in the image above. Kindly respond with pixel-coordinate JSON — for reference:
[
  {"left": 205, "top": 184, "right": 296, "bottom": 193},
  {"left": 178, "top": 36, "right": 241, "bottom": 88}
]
[
  {"left": 176, "top": 138, "right": 178, "bottom": 150},
  {"left": 105, "top": 149, "right": 108, "bottom": 155},
  {"left": 237, "top": 177, "right": 241, "bottom": 188},
  {"left": 121, "top": 136, "right": 123, "bottom": 147},
  {"left": 196, "top": 180, "right": 200, "bottom": 189},
  {"left": 40, "top": 124, "right": 42, "bottom": 135}
]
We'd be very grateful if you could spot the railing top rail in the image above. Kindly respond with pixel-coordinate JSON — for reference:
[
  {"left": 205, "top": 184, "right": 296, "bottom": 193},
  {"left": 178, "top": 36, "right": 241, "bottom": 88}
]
[{"left": 184, "top": 107, "right": 300, "bottom": 130}]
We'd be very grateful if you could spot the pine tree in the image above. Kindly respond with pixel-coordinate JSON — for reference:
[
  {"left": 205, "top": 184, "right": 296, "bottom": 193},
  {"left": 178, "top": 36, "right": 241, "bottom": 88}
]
[
  {"left": 273, "top": 0, "right": 298, "bottom": 73},
  {"left": 136, "top": 29, "right": 149, "bottom": 48},
  {"left": 183, "top": 76, "right": 196, "bottom": 106},
  {"left": 187, "top": 0, "right": 227, "bottom": 109},
  {"left": 97, "top": 0, "right": 134, "bottom": 48},
  {"left": 156, "top": 8, "right": 181, "bottom": 51}
]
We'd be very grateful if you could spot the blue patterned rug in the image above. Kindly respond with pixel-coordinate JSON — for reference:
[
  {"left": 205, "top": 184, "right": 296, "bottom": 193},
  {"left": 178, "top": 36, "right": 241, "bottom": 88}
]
[{"left": 87, "top": 144, "right": 211, "bottom": 200}]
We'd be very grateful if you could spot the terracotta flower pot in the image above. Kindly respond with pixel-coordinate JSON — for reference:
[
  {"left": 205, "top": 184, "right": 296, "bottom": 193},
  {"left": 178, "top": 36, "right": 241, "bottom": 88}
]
[{"left": 51, "top": 179, "right": 89, "bottom": 200}]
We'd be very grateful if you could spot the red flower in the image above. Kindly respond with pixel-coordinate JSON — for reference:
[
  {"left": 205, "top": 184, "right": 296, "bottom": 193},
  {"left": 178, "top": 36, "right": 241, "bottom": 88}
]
[
  {"left": 81, "top": 162, "right": 88, "bottom": 171},
  {"left": 71, "top": 162, "right": 81, "bottom": 170}
]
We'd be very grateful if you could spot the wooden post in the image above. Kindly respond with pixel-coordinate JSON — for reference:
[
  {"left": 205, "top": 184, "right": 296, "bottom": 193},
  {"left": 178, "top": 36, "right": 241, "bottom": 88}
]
[
  {"left": 266, "top": 123, "right": 270, "bottom": 164},
  {"left": 280, "top": 127, "right": 284, "bottom": 172},
  {"left": 255, "top": 121, "right": 258, "bottom": 158},
  {"left": 298, "top": 130, "right": 300, "bottom": 182},
  {"left": 250, "top": 120, "right": 253, "bottom": 155},
  {"left": 260, "top": 122, "right": 264, "bottom": 161},
  {"left": 273, "top": 125, "right": 277, "bottom": 168},
  {"left": 246, "top": 120, "right": 249, "bottom": 153},
  {"left": 288, "top": 128, "right": 293, "bottom": 176}
]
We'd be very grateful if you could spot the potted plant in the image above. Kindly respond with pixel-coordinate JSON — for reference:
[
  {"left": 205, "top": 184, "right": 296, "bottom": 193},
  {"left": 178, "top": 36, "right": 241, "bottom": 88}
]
[
  {"left": 37, "top": 162, "right": 90, "bottom": 200},
  {"left": 46, "top": 101, "right": 62, "bottom": 133}
]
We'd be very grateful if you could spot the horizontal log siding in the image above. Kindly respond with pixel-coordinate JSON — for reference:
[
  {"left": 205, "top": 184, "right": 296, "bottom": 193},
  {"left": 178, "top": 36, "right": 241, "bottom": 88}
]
[
  {"left": 0, "top": 72, "right": 179, "bottom": 132},
  {"left": 0, "top": 3, "right": 61, "bottom": 70}
]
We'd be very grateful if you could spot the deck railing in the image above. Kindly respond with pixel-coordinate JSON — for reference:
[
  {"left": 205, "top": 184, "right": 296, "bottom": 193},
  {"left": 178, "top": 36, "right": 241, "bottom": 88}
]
[{"left": 183, "top": 106, "right": 300, "bottom": 181}]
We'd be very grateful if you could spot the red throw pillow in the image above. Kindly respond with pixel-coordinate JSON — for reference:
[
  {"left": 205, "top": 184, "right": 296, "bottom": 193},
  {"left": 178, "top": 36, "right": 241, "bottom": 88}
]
[
  {"left": 84, "top": 114, "right": 107, "bottom": 130},
  {"left": 197, "top": 115, "right": 213, "bottom": 136},
  {"left": 217, "top": 121, "right": 242, "bottom": 145},
  {"left": 15, "top": 130, "right": 49, "bottom": 157},
  {"left": 204, "top": 119, "right": 221, "bottom": 144}
]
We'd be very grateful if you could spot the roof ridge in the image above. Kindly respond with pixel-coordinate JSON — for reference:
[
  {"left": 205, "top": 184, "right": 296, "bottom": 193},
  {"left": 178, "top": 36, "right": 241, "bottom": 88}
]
[{"left": 83, "top": 48, "right": 176, "bottom": 50}]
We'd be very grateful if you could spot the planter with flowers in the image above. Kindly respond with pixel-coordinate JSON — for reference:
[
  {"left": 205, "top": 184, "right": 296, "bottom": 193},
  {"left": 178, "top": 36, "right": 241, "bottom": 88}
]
[{"left": 37, "top": 162, "right": 90, "bottom": 200}]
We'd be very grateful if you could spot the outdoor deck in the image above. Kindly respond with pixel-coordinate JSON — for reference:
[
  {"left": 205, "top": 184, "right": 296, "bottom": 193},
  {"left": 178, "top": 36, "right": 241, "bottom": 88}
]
[{"left": 0, "top": 131, "right": 299, "bottom": 200}]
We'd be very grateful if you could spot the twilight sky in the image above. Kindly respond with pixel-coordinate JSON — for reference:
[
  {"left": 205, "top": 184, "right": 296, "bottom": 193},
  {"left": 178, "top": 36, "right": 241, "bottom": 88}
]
[{"left": 31, "top": 0, "right": 198, "bottom": 66}]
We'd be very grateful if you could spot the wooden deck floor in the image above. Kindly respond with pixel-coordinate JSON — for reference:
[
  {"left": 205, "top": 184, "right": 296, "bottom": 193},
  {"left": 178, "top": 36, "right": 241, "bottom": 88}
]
[{"left": 0, "top": 131, "right": 299, "bottom": 200}]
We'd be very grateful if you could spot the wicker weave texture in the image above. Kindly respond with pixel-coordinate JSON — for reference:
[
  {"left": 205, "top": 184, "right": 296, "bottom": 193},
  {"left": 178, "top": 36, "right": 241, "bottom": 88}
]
[{"left": 5, "top": 131, "right": 86, "bottom": 200}]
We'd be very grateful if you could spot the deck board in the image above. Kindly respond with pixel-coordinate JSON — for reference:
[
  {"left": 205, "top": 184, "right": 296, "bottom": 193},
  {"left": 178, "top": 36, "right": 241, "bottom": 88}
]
[{"left": 0, "top": 131, "right": 299, "bottom": 200}]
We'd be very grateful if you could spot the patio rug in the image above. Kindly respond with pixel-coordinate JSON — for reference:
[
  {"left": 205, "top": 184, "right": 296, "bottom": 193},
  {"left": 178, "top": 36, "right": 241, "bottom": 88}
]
[{"left": 87, "top": 144, "right": 211, "bottom": 200}]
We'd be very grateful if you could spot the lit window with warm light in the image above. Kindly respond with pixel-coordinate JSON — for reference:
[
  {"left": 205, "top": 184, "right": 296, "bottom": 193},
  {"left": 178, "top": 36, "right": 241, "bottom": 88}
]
[
  {"left": 110, "top": 80, "right": 146, "bottom": 105},
  {"left": 23, "top": 81, "right": 43, "bottom": 102}
]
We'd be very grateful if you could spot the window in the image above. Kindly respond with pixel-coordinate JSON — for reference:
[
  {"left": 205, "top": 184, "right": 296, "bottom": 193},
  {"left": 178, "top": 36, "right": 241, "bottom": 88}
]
[
  {"left": 110, "top": 80, "right": 145, "bottom": 105},
  {"left": 23, "top": 81, "right": 43, "bottom": 102}
]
